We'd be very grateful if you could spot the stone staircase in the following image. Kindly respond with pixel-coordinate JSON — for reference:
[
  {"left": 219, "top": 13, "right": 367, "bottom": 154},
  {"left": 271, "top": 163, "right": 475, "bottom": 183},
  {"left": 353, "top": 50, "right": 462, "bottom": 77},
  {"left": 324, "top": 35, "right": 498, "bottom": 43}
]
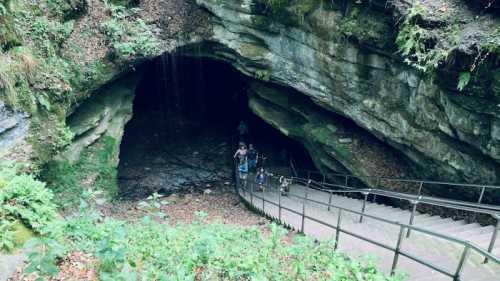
[{"left": 239, "top": 182, "right": 500, "bottom": 281}]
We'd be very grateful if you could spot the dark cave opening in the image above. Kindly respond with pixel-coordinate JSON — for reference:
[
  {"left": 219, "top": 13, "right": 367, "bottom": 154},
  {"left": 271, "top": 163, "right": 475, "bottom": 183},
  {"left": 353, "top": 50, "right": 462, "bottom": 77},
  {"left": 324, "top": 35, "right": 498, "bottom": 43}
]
[{"left": 118, "top": 54, "right": 316, "bottom": 198}]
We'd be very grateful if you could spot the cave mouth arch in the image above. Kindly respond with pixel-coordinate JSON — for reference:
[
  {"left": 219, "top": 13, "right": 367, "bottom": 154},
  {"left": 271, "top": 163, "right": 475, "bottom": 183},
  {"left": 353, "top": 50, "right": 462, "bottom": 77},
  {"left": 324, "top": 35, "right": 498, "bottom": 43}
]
[{"left": 117, "top": 53, "right": 315, "bottom": 199}]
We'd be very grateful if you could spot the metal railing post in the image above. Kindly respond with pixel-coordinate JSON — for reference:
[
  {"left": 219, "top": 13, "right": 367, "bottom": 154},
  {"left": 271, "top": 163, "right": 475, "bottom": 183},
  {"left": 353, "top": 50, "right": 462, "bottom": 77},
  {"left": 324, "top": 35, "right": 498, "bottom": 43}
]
[
  {"left": 477, "top": 186, "right": 486, "bottom": 204},
  {"left": 484, "top": 215, "right": 499, "bottom": 263},
  {"left": 391, "top": 226, "right": 406, "bottom": 276},
  {"left": 359, "top": 192, "right": 369, "bottom": 223},
  {"left": 262, "top": 183, "right": 265, "bottom": 212},
  {"left": 417, "top": 181, "right": 424, "bottom": 197},
  {"left": 250, "top": 181, "right": 253, "bottom": 206},
  {"left": 454, "top": 246, "right": 470, "bottom": 281},
  {"left": 328, "top": 191, "right": 333, "bottom": 211},
  {"left": 373, "top": 178, "right": 381, "bottom": 203},
  {"left": 344, "top": 175, "right": 349, "bottom": 188},
  {"left": 278, "top": 184, "right": 282, "bottom": 222},
  {"left": 335, "top": 209, "right": 342, "bottom": 251},
  {"left": 407, "top": 199, "right": 419, "bottom": 238},
  {"left": 301, "top": 191, "right": 308, "bottom": 233},
  {"left": 307, "top": 170, "right": 311, "bottom": 181}
]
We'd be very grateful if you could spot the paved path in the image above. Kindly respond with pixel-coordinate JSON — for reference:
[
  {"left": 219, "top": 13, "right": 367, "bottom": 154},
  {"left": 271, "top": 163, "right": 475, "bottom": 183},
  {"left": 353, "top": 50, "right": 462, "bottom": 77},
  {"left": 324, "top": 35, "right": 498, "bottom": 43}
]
[
  {"left": 0, "top": 253, "right": 25, "bottom": 281},
  {"left": 239, "top": 181, "right": 500, "bottom": 281}
]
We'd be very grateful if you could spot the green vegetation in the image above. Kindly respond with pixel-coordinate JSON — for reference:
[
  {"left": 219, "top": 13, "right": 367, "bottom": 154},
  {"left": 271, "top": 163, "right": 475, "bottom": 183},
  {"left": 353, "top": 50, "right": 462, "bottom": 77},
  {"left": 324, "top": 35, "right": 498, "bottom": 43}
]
[
  {"left": 41, "top": 136, "right": 119, "bottom": 208},
  {"left": 396, "top": 2, "right": 500, "bottom": 94},
  {"left": 22, "top": 195, "right": 403, "bottom": 280},
  {"left": 0, "top": 161, "right": 57, "bottom": 251},
  {"left": 0, "top": 0, "right": 159, "bottom": 167},
  {"left": 395, "top": 3, "right": 445, "bottom": 74},
  {"left": 101, "top": 4, "right": 160, "bottom": 60},
  {"left": 258, "top": 0, "right": 318, "bottom": 25}
]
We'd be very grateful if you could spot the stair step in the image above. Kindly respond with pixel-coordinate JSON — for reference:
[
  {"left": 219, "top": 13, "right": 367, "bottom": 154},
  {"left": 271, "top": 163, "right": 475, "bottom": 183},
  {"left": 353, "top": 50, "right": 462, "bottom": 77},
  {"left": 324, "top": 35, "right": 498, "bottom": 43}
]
[
  {"left": 454, "top": 225, "right": 495, "bottom": 240},
  {"left": 248, "top": 180, "right": 500, "bottom": 280},
  {"left": 421, "top": 217, "right": 456, "bottom": 228},
  {"left": 432, "top": 220, "right": 468, "bottom": 232},
  {"left": 413, "top": 215, "right": 444, "bottom": 225}
]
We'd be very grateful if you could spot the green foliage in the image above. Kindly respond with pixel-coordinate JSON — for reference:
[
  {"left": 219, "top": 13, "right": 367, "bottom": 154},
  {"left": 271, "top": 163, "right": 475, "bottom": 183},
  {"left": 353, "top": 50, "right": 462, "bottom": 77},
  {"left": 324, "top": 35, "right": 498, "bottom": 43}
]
[
  {"left": 395, "top": 3, "right": 449, "bottom": 74},
  {"left": 0, "top": 220, "right": 16, "bottom": 251},
  {"left": 0, "top": 161, "right": 57, "bottom": 252},
  {"left": 457, "top": 71, "right": 471, "bottom": 91},
  {"left": 258, "top": 0, "right": 318, "bottom": 25},
  {"left": 29, "top": 115, "right": 74, "bottom": 165},
  {"left": 46, "top": 0, "right": 88, "bottom": 20},
  {"left": 0, "top": 162, "right": 57, "bottom": 232},
  {"left": 101, "top": 4, "right": 160, "bottom": 60},
  {"left": 29, "top": 207, "right": 403, "bottom": 281},
  {"left": 25, "top": 237, "right": 65, "bottom": 280},
  {"left": 41, "top": 136, "right": 118, "bottom": 208}
]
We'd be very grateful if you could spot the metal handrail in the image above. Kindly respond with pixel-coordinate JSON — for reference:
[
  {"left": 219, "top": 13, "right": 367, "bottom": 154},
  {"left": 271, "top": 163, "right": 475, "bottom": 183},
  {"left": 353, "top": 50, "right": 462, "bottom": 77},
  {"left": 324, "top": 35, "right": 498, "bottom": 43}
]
[
  {"left": 299, "top": 169, "right": 500, "bottom": 190},
  {"left": 297, "top": 169, "right": 500, "bottom": 208},
  {"left": 292, "top": 177, "right": 500, "bottom": 215},
  {"left": 236, "top": 174, "right": 500, "bottom": 281}
]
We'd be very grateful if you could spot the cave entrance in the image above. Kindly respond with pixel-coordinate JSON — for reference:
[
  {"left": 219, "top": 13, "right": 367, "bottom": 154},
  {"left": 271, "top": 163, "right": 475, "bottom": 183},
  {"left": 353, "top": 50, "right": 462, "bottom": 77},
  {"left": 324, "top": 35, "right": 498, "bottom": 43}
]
[{"left": 118, "top": 54, "right": 315, "bottom": 198}]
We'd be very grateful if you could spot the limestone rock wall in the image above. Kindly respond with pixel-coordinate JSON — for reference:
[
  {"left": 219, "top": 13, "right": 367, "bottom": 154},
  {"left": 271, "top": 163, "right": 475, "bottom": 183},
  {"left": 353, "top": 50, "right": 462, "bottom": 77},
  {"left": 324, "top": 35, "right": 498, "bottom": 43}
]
[
  {"left": 193, "top": 0, "right": 500, "bottom": 184},
  {"left": 248, "top": 81, "right": 419, "bottom": 192},
  {"left": 60, "top": 72, "right": 140, "bottom": 166},
  {"left": 0, "top": 102, "right": 30, "bottom": 163}
]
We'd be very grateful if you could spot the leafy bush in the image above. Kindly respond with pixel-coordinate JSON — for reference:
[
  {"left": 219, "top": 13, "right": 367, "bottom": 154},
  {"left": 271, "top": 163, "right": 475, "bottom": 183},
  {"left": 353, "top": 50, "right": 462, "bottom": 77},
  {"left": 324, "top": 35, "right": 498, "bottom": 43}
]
[
  {"left": 0, "top": 161, "right": 57, "bottom": 252},
  {"left": 0, "top": 162, "right": 57, "bottom": 232}
]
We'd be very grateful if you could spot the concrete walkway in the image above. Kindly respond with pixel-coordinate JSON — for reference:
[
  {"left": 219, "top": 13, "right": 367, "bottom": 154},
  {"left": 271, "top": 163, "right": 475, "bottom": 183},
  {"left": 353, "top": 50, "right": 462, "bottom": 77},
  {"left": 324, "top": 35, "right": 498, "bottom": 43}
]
[
  {"left": 239, "top": 181, "right": 500, "bottom": 281},
  {"left": 0, "top": 252, "right": 25, "bottom": 281}
]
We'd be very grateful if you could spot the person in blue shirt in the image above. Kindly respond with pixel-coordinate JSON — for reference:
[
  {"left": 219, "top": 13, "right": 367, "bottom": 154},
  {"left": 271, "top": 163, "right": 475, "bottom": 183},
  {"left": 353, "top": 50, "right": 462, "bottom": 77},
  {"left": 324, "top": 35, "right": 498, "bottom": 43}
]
[
  {"left": 247, "top": 144, "right": 258, "bottom": 171},
  {"left": 238, "top": 155, "right": 249, "bottom": 187}
]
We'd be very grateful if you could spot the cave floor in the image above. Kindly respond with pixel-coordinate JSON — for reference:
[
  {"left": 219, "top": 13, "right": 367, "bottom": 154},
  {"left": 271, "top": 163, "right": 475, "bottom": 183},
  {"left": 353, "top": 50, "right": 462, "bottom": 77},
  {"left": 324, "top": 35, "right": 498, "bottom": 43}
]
[{"left": 117, "top": 122, "right": 235, "bottom": 199}]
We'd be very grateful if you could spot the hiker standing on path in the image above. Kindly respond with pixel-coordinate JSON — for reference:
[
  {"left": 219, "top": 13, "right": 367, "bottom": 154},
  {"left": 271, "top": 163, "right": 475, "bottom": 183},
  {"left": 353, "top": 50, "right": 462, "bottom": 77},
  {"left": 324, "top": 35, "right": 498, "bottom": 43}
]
[
  {"left": 234, "top": 144, "right": 248, "bottom": 185},
  {"left": 233, "top": 143, "right": 247, "bottom": 160},
  {"left": 247, "top": 144, "right": 258, "bottom": 171}
]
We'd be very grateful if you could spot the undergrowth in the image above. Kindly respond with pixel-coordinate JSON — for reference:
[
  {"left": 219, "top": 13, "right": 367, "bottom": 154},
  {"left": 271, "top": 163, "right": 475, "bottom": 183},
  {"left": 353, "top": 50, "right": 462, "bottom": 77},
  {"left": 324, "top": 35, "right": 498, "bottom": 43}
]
[
  {"left": 23, "top": 196, "right": 405, "bottom": 281},
  {"left": 0, "top": 0, "right": 159, "bottom": 166},
  {"left": 0, "top": 161, "right": 57, "bottom": 252},
  {"left": 41, "top": 136, "right": 119, "bottom": 209}
]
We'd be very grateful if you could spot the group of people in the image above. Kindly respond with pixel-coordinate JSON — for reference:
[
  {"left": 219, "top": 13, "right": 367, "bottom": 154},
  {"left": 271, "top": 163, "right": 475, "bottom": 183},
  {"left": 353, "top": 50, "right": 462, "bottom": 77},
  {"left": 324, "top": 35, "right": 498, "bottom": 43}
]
[
  {"left": 233, "top": 139, "right": 290, "bottom": 195},
  {"left": 233, "top": 142, "right": 262, "bottom": 183}
]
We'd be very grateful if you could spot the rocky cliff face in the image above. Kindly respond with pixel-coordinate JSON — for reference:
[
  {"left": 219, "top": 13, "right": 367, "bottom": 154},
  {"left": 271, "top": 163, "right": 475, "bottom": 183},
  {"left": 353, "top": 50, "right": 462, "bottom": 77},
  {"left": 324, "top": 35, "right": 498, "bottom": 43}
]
[
  {"left": 192, "top": 0, "right": 500, "bottom": 184},
  {"left": 1, "top": 0, "right": 498, "bottom": 190}
]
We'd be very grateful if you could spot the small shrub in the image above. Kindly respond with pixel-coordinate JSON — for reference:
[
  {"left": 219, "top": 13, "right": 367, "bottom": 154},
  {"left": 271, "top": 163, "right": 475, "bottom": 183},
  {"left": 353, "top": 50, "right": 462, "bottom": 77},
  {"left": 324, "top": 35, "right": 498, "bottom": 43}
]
[
  {"left": 0, "top": 161, "right": 57, "bottom": 251},
  {"left": 0, "top": 173, "right": 57, "bottom": 232}
]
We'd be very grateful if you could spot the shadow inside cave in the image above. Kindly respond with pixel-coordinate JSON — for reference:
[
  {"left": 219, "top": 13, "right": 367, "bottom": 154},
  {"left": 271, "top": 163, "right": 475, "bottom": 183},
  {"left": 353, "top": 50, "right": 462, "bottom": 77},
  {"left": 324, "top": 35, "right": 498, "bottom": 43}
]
[{"left": 117, "top": 54, "right": 316, "bottom": 199}]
